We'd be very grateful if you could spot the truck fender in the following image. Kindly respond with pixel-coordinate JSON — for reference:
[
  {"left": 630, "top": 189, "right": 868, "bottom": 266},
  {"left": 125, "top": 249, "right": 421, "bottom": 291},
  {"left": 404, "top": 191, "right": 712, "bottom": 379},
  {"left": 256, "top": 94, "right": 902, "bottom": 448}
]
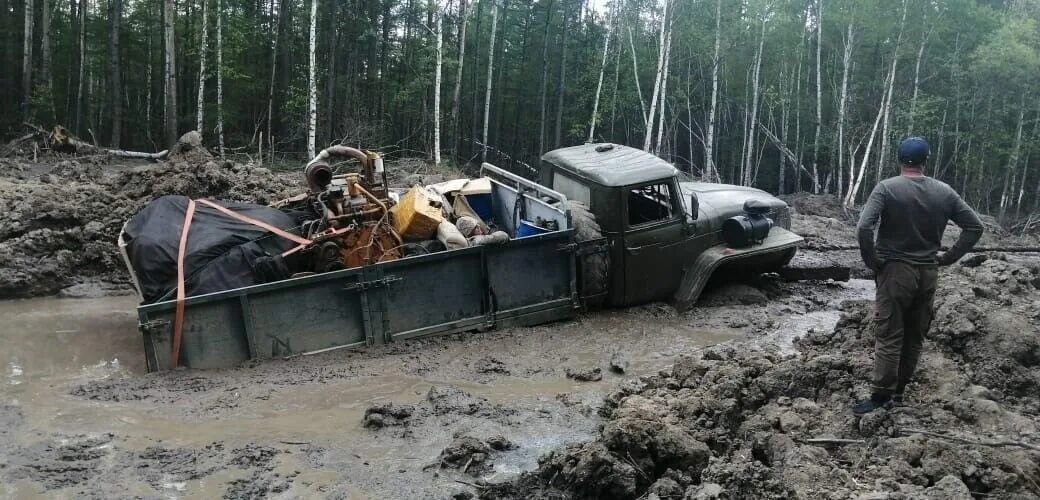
[{"left": 672, "top": 227, "right": 803, "bottom": 312}]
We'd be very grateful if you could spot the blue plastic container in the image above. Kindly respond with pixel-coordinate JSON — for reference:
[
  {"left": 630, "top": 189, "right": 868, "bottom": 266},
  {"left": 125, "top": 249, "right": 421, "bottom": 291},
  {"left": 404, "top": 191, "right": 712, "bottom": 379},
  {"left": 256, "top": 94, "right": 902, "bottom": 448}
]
[
  {"left": 516, "top": 220, "right": 549, "bottom": 238},
  {"left": 465, "top": 193, "right": 493, "bottom": 221}
]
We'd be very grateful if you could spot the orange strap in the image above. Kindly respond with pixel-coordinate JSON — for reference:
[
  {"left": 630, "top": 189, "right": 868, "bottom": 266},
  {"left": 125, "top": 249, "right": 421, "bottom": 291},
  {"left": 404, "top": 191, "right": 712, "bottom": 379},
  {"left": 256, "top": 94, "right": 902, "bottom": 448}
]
[
  {"left": 196, "top": 199, "right": 312, "bottom": 246},
  {"left": 170, "top": 199, "right": 196, "bottom": 368},
  {"left": 170, "top": 199, "right": 315, "bottom": 367}
]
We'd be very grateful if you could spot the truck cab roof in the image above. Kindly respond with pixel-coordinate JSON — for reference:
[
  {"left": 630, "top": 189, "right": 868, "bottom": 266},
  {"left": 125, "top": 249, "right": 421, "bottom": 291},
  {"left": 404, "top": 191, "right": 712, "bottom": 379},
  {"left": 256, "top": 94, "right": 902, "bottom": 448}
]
[{"left": 541, "top": 143, "right": 678, "bottom": 187}]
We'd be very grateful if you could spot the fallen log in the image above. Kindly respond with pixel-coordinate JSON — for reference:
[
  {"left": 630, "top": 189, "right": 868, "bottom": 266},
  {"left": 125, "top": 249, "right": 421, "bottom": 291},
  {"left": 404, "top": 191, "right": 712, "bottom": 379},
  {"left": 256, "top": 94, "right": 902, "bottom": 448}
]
[{"left": 50, "top": 125, "right": 168, "bottom": 160}]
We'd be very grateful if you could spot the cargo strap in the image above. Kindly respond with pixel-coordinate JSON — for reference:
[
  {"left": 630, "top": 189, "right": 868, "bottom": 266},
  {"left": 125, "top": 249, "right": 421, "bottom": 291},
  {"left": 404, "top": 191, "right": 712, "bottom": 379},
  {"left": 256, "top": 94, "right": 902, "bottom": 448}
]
[
  {"left": 171, "top": 199, "right": 196, "bottom": 368},
  {"left": 170, "top": 198, "right": 315, "bottom": 368}
]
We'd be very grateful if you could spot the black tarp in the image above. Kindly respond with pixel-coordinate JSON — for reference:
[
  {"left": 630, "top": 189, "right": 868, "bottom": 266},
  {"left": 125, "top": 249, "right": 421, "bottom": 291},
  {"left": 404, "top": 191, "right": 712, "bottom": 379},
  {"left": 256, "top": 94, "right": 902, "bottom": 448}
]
[{"left": 124, "top": 195, "right": 300, "bottom": 303}]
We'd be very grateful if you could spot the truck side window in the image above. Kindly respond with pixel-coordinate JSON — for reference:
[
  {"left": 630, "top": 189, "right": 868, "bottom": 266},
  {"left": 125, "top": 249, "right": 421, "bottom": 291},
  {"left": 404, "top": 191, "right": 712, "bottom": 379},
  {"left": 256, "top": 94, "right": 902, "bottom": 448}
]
[
  {"left": 628, "top": 183, "right": 674, "bottom": 226},
  {"left": 553, "top": 171, "right": 591, "bottom": 205}
]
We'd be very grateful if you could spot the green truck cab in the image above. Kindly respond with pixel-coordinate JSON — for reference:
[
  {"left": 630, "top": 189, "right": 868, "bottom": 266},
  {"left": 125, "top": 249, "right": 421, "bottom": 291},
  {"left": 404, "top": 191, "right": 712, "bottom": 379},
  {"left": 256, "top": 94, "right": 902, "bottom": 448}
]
[{"left": 541, "top": 143, "right": 802, "bottom": 311}]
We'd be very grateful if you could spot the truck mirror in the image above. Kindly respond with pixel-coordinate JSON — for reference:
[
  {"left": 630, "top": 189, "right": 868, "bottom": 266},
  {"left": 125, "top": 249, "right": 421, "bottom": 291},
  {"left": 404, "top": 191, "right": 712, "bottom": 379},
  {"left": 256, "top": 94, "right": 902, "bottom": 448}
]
[{"left": 689, "top": 194, "right": 699, "bottom": 220}]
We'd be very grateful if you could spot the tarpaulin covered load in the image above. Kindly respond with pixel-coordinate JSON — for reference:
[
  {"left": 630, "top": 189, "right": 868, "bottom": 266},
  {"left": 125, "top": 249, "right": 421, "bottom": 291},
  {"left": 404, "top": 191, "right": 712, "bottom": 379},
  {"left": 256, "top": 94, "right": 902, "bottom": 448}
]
[{"left": 123, "top": 195, "right": 301, "bottom": 303}]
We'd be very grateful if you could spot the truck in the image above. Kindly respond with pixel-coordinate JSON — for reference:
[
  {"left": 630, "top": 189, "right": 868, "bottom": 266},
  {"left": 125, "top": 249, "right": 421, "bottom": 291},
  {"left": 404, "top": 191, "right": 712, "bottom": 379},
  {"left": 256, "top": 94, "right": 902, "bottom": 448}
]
[{"left": 129, "top": 143, "right": 802, "bottom": 371}]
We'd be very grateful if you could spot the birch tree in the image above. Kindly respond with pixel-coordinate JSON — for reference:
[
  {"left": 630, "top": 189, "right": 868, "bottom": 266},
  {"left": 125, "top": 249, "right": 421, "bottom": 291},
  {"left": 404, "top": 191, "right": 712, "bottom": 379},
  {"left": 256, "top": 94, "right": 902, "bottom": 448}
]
[
  {"left": 537, "top": 0, "right": 553, "bottom": 154},
  {"left": 643, "top": 0, "right": 669, "bottom": 152},
  {"left": 22, "top": 0, "right": 34, "bottom": 119},
  {"left": 75, "top": 0, "right": 86, "bottom": 132},
  {"left": 811, "top": 0, "right": 822, "bottom": 193},
  {"left": 451, "top": 0, "right": 467, "bottom": 156},
  {"left": 216, "top": 0, "right": 224, "bottom": 159},
  {"left": 307, "top": 0, "right": 318, "bottom": 159},
  {"left": 704, "top": 0, "right": 721, "bottom": 182},
  {"left": 554, "top": 0, "right": 569, "bottom": 148},
  {"left": 743, "top": 13, "right": 767, "bottom": 186},
  {"left": 846, "top": 1, "right": 906, "bottom": 207},
  {"left": 836, "top": 22, "right": 854, "bottom": 202},
  {"left": 197, "top": 0, "right": 209, "bottom": 134},
  {"left": 588, "top": 2, "right": 613, "bottom": 142},
  {"left": 163, "top": 0, "right": 177, "bottom": 148},
  {"left": 433, "top": 1, "right": 442, "bottom": 165},
  {"left": 481, "top": 0, "right": 499, "bottom": 161},
  {"left": 41, "top": 0, "right": 52, "bottom": 117},
  {"left": 874, "top": 0, "right": 908, "bottom": 183},
  {"left": 654, "top": 29, "right": 671, "bottom": 156},
  {"left": 108, "top": 0, "right": 121, "bottom": 146}
]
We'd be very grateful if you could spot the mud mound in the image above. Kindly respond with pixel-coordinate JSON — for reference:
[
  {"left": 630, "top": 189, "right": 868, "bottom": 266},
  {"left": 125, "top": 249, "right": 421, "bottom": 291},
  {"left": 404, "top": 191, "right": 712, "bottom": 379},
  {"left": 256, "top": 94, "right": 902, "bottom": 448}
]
[
  {"left": 781, "top": 193, "right": 852, "bottom": 220},
  {"left": 484, "top": 258, "right": 1040, "bottom": 499},
  {"left": 437, "top": 435, "right": 516, "bottom": 476},
  {"left": 0, "top": 152, "right": 301, "bottom": 299}
]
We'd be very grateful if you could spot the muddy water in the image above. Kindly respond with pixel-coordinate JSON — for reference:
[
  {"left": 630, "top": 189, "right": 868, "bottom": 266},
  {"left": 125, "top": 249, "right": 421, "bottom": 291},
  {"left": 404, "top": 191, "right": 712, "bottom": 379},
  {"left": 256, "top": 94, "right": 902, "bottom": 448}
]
[{"left": 0, "top": 294, "right": 751, "bottom": 498}]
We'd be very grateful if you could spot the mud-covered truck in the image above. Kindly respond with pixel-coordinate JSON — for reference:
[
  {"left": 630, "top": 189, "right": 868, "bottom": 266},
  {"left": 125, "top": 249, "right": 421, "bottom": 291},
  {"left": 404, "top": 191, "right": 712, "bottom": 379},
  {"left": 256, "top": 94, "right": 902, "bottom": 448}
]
[{"left": 125, "top": 143, "right": 801, "bottom": 371}]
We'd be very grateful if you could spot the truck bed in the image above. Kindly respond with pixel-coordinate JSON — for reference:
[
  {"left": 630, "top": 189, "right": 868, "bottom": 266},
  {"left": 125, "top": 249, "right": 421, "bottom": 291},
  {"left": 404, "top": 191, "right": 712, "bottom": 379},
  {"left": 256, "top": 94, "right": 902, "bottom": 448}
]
[{"left": 136, "top": 165, "right": 578, "bottom": 371}]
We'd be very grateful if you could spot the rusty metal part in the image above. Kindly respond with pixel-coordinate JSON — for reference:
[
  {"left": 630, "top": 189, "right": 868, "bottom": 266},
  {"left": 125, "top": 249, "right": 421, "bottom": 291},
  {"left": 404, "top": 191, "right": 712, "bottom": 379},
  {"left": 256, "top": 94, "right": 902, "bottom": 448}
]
[
  {"left": 305, "top": 161, "right": 335, "bottom": 192},
  {"left": 289, "top": 146, "right": 400, "bottom": 272}
]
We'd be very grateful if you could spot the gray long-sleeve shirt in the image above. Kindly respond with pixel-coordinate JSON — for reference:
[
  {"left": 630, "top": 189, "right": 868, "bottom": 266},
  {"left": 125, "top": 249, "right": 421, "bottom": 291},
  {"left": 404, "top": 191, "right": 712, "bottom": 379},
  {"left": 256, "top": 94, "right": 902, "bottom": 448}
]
[{"left": 857, "top": 175, "right": 984, "bottom": 269}]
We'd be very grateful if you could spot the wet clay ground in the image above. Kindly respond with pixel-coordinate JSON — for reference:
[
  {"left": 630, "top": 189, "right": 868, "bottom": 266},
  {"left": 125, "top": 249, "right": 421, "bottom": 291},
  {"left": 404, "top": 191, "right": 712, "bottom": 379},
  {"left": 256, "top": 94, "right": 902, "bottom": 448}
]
[
  {"left": 0, "top": 275, "right": 874, "bottom": 499},
  {"left": 2, "top": 152, "right": 1038, "bottom": 499}
]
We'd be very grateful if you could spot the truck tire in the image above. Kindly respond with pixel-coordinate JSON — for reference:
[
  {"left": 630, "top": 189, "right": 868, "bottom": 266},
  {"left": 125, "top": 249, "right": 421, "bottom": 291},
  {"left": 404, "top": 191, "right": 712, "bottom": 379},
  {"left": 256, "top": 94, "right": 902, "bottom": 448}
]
[{"left": 566, "top": 200, "right": 610, "bottom": 309}]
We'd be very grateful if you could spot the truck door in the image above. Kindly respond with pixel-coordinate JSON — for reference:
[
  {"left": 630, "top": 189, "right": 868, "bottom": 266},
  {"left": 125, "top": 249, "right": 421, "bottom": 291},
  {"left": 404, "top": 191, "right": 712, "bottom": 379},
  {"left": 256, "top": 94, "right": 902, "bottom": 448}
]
[{"left": 621, "top": 181, "right": 684, "bottom": 305}]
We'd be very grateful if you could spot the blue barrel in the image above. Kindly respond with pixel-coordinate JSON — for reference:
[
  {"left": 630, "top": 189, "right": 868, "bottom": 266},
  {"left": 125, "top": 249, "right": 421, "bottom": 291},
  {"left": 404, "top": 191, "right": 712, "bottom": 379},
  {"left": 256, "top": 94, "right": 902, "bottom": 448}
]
[{"left": 517, "top": 220, "right": 549, "bottom": 238}]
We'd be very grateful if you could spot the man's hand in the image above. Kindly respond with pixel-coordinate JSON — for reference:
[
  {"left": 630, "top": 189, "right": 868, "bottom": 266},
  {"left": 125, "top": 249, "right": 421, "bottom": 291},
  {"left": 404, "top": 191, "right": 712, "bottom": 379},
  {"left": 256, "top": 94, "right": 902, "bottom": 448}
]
[{"left": 937, "top": 252, "right": 955, "bottom": 266}]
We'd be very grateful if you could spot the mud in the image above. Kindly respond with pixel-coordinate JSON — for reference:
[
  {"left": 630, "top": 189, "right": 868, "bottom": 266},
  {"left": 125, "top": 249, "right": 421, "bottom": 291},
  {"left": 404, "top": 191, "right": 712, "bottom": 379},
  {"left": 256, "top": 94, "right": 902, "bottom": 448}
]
[
  {"left": 2, "top": 150, "right": 1038, "bottom": 498},
  {"left": 483, "top": 256, "right": 1040, "bottom": 500}
]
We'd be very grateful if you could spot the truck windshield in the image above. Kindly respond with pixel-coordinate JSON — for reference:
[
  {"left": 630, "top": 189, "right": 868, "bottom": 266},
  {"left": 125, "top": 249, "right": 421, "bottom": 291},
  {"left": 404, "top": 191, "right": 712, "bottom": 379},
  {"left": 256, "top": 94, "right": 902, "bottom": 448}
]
[{"left": 628, "top": 183, "right": 674, "bottom": 226}]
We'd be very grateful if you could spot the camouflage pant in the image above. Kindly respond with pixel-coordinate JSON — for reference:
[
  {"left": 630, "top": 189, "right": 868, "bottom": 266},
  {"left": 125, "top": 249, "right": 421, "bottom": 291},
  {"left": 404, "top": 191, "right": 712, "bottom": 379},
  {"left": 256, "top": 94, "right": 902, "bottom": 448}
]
[{"left": 872, "top": 261, "right": 939, "bottom": 395}]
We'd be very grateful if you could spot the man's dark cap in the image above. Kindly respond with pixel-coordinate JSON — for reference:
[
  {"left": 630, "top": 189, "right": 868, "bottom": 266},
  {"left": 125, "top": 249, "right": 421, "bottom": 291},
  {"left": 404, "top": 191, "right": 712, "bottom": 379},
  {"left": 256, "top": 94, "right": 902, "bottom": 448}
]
[{"left": 897, "top": 136, "right": 930, "bottom": 166}]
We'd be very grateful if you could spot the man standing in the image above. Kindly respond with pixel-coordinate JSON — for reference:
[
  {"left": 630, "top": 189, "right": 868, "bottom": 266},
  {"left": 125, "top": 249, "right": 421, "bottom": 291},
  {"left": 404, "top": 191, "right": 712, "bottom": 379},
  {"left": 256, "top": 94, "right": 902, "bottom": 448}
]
[{"left": 853, "top": 137, "right": 984, "bottom": 416}]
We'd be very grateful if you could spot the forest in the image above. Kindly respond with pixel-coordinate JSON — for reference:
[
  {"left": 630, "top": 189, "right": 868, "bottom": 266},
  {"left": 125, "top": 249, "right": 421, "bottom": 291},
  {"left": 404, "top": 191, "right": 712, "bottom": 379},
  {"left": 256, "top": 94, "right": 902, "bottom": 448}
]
[{"left": 2, "top": 0, "right": 1039, "bottom": 218}]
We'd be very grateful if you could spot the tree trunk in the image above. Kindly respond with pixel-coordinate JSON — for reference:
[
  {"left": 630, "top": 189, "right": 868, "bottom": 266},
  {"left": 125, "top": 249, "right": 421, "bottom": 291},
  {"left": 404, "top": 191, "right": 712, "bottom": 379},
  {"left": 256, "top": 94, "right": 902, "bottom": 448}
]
[
  {"left": 553, "top": 0, "right": 570, "bottom": 148},
  {"left": 587, "top": 1, "right": 613, "bottom": 142},
  {"left": 704, "top": 0, "right": 720, "bottom": 182},
  {"left": 846, "top": 56, "right": 895, "bottom": 207},
  {"left": 627, "top": 27, "right": 647, "bottom": 127},
  {"left": 325, "top": 0, "right": 337, "bottom": 144},
  {"left": 196, "top": 0, "right": 208, "bottom": 134},
  {"left": 874, "top": 0, "right": 907, "bottom": 183},
  {"left": 40, "top": 0, "right": 52, "bottom": 117},
  {"left": 216, "top": 0, "right": 224, "bottom": 159},
  {"left": 75, "top": 0, "right": 86, "bottom": 133},
  {"left": 811, "top": 0, "right": 822, "bottom": 193},
  {"left": 654, "top": 28, "right": 671, "bottom": 156},
  {"left": 481, "top": 0, "right": 499, "bottom": 161},
  {"left": 163, "top": 0, "right": 177, "bottom": 149},
  {"left": 643, "top": 0, "right": 668, "bottom": 151},
  {"left": 451, "top": 0, "right": 468, "bottom": 158},
  {"left": 307, "top": 0, "right": 317, "bottom": 158},
  {"left": 837, "top": 22, "right": 853, "bottom": 203},
  {"left": 1000, "top": 95, "right": 1026, "bottom": 218},
  {"left": 743, "top": 14, "right": 766, "bottom": 186},
  {"left": 907, "top": 18, "right": 928, "bottom": 135},
  {"left": 267, "top": 0, "right": 281, "bottom": 161},
  {"left": 22, "top": 0, "right": 34, "bottom": 120},
  {"left": 537, "top": 0, "right": 553, "bottom": 155},
  {"left": 106, "top": 0, "right": 121, "bottom": 146},
  {"left": 433, "top": 2, "right": 442, "bottom": 165}
]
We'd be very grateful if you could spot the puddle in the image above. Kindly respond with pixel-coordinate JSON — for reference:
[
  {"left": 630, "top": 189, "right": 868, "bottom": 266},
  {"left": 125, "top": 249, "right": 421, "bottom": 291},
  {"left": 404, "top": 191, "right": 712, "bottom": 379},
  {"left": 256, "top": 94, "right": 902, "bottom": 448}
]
[
  {"left": 770, "top": 279, "right": 875, "bottom": 353},
  {"left": 0, "top": 294, "right": 746, "bottom": 497},
  {"left": 0, "top": 295, "right": 142, "bottom": 388}
]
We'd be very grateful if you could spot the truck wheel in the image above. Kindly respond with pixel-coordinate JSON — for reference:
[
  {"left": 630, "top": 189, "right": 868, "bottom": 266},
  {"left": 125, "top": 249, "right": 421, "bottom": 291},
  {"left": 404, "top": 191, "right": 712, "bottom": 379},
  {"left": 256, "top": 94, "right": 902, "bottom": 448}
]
[{"left": 566, "top": 201, "right": 610, "bottom": 309}]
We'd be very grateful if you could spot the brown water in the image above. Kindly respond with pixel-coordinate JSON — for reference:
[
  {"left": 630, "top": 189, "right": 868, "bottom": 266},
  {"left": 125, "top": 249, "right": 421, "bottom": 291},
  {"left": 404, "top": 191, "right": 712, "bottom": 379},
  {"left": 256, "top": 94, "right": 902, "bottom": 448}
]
[{"left": 0, "top": 295, "right": 748, "bottom": 498}]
